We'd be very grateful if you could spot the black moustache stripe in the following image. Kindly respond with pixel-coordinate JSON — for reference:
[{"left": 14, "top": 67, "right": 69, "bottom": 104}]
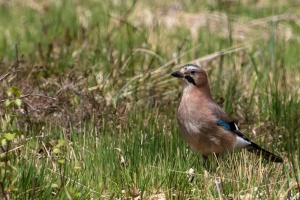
[{"left": 185, "top": 76, "right": 196, "bottom": 85}]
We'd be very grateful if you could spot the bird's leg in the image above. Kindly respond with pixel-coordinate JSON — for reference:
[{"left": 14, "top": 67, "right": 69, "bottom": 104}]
[
  {"left": 202, "top": 155, "right": 208, "bottom": 166},
  {"left": 202, "top": 154, "right": 218, "bottom": 172},
  {"left": 187, "top": 155, "right": 209, "bottom": 183}
]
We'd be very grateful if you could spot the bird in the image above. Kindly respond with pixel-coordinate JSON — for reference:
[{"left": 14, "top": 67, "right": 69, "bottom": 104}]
[{"left": 171, "top": 64, "right": 283, "bottom": 163}]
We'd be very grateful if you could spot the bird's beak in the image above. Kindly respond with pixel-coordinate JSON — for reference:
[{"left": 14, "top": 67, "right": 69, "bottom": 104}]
[{"left": 171, "top": 71, "right": 184, "bottom": 78}]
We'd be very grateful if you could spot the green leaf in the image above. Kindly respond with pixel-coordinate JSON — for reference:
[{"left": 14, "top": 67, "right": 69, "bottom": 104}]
[
  {"left": 57, "top": 139, "right": 67, "bottom": 147},
  {"left": 7, "top": 87, "right": 13, "bottom": 97},
  {"left": 5, "top": 115, "right": 12, "bottom": 123},
  {"left": 73, "top": 166, "right": 81, "bottom": 170},
  {"left": 10, "top": 188, "right": 18, "bottom": 192},
  {"left": 7, "top": 86, "right": 22, "bottom": 98},
  {"left": 53, "top": 148, "right": 61, "bottom": 154},
  {"left": 58, "top": 159, "right": 65, "bottom": 164},
  {"left": 51, "top": 183, "right": 59, "bottom": 188},
  {"left": 13, "top": 99, "right": 22, "bottom": 107},
  {"left": 15, "top": 90, "right": 22, "bottom": 98},
  {"left": 5, "top": 99, "right": 11, "bottom": 107},
  {"left": 0, "top": 137, "right": 5, "bottom": 143},
  {"left": 1, "top": 139, "right": 7, "bottom": 147},
  {"left": 5, "top": 133, "right": 16, "bottom": 140}
]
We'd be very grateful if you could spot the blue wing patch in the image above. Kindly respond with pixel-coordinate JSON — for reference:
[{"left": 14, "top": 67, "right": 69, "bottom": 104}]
[
  {"left": 217, "top": 119, "right": 249, "bottom": 142},
  {"left": 217, "top": 118, "right": 239, "bottom": 131},
  {"left": 216, "top": 119, "right": 231, "bottom": 130}
]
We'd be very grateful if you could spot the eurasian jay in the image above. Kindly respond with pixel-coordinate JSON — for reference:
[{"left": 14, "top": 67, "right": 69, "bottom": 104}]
[{"left": 171, "top": 64, "right": 283, "bottom": 163}]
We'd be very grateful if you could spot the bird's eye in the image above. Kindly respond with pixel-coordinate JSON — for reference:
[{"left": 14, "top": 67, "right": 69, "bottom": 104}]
[{"left": 190, "top": 70, "right": 197, "bottom": 75}]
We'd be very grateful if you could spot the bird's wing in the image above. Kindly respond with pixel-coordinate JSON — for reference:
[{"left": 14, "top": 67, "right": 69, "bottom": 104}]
[
  {"left": 210, "top": 103, "right": 251, "bottom": 142},
  {"left": 211, "top": 103, "right": 283, "bottom": 162}
]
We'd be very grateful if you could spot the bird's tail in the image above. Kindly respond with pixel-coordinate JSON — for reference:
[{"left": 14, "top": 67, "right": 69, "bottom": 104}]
[{"left": 245, "top": 142, "right": 283, "bottom": 163}]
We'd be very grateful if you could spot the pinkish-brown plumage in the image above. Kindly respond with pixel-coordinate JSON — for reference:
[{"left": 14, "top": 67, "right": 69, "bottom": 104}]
[{"left": 171, "top": 64, "right": 283, "bottom": 162}]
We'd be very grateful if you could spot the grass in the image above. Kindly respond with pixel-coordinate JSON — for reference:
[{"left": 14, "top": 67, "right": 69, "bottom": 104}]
[{"left": 0, "top": 0, "right": 299, "bottom": 199}]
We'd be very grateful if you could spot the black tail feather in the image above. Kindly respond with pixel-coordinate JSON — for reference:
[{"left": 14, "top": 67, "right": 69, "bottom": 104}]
[{"left": 245, "top": 142, "right": 283, "bottom": 163}]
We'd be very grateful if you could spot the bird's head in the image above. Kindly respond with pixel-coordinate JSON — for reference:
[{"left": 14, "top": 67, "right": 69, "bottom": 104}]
[{"left": 171, "top": 64, "right": 209, "bottom": 88}]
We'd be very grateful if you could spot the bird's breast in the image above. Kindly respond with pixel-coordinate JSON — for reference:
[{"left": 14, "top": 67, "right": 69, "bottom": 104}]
[
  {"left": 176, "top": 95, "right": 230, "bottom": 154},
  {"left": 177, "top": 102, "right": 207, "bottom": 140}
]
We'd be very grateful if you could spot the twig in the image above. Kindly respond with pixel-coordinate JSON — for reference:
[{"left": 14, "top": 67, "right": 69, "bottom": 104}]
[
  {"left": 22, "top": 100, "right": 40, "bottom": 112},
  {"left": 0, "top": 70, "right": 20, "bottom": 82},
  {"left": 41, "top": 141, "right": 56, "bottom": 172},
  {"left": 0, "top": 90, "right": 57, "bottom": 104}
]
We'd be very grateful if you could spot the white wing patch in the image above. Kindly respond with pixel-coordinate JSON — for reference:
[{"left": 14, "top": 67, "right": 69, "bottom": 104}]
[
  {"left": 234, "top": 123, "right": 239, "bottom": 130},
  {"left": 234, "top": 136, "right": 251, "bottom": 148}
]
